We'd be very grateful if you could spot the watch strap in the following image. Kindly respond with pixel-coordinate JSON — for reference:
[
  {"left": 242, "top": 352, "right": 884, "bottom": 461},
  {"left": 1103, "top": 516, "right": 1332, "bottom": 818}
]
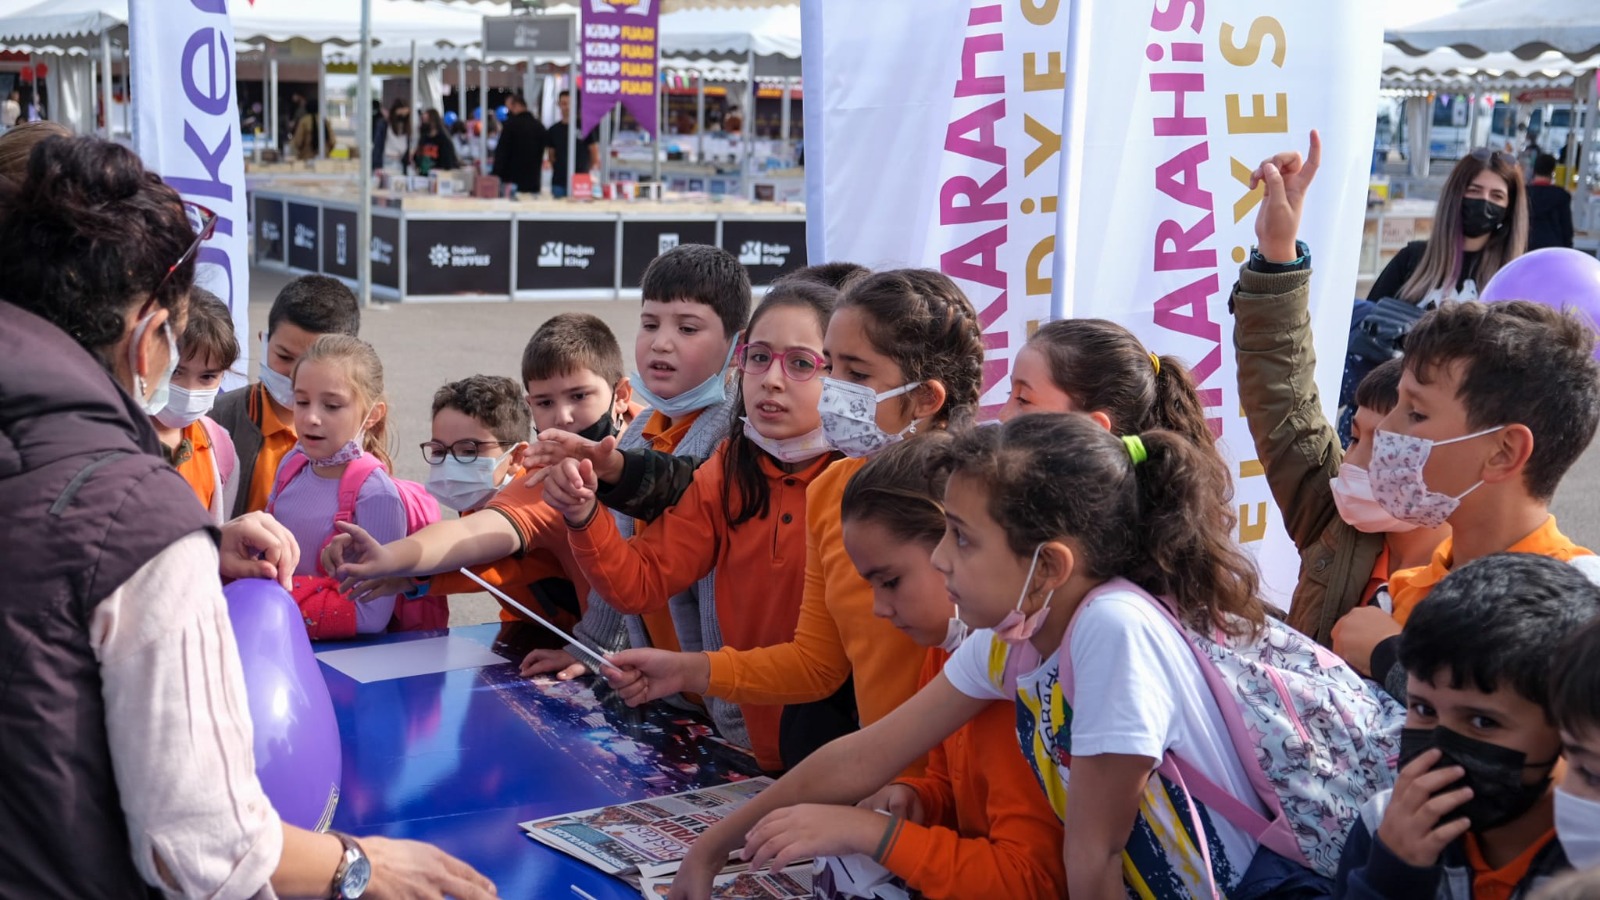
[
  {"left": 329, "top": 830, "right": 367, "bottom": 900},
  {"left": 1248, "top": 239, "right": 1311, "bottom": 273}
]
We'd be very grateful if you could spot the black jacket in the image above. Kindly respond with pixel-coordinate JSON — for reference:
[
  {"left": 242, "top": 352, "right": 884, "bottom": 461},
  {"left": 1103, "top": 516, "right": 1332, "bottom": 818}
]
[
  {"left": 0, "top": 301, "right": 215, "bottom": 898},
  {"left": 494, "top": 110, "right": 547, "bottom": 193}
]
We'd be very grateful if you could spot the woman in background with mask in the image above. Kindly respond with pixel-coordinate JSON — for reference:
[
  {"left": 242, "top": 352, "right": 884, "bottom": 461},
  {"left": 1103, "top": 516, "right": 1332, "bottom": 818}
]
[{"left": 1367, "top": 148, "right": 1528, "bottom": 306}]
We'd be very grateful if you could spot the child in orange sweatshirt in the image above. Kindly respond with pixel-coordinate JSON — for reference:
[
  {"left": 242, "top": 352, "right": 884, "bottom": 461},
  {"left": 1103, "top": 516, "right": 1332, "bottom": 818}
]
[
  {"left": 669, "top": 434, "right": 1065, "bottom": 899},
  {"left": 540, "top": 279, "right": 841, "bottom": 772},
  {"left": 602, "top": 269, "right": 987, "bottom": 768}
]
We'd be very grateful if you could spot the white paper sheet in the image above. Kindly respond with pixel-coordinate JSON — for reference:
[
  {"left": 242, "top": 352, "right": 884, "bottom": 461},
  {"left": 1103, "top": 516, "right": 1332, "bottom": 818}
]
[{"left": 315, "top": 636, "right": 510, "bottom": 684}]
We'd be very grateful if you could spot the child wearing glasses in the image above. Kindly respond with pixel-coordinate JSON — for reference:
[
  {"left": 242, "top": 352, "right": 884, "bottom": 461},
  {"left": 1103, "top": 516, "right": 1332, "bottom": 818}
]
[{"left": 538, "top": 278, "right": 841, "bottom": 772}]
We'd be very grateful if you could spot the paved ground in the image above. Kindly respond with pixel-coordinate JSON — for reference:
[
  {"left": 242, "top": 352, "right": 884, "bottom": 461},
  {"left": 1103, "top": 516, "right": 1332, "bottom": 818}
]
[{"left": 244, "top": 265, "right": 1600, "bottom": 626}]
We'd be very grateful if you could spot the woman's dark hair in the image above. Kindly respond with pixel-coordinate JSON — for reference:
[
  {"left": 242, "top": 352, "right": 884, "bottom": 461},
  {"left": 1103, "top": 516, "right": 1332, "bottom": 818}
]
[
  {"left": 929, "top": 414, "right": 1265, "bottom": 635},
  {"left": 838, "top": 269, "right": 984, "bottom": 428},
  {"left": 840, "top": 431, "right": 953, "bottom": 548},
  {"left": 0, "top": 135, "right": 194, "bottom": 357},
  {"left": 1027, "top": 319, "right": 1215, "bottom": 448},
  {"left": 1398, "top": 149, "right": 1528, "bottom": 303},
  {"left": 722, "top": 277, "right": 840, "bottom": 527}
]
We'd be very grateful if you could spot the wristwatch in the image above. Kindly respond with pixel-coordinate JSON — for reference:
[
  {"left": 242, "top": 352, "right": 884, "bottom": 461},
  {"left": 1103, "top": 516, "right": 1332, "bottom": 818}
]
[{"left": 329, "top": 831, "right": 372, "bottom": 900}]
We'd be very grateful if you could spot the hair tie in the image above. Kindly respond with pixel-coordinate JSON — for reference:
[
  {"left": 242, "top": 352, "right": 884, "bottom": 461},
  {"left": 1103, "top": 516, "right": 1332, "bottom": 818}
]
[
  {"left": 1148, "top": 352, "right": 1162, "bottom": 376},
  {"left": 1122, "top": 435, "right": 1148, "bottom": 466}
]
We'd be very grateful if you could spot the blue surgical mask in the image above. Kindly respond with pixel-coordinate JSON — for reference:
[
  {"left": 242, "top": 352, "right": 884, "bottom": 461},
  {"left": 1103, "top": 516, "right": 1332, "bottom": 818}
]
[
  {"left": 630, "top": 341, "right": 737, "bottom": 418},
  {"left": 129, "top": 312, "right": 178, "bottom": 417}
]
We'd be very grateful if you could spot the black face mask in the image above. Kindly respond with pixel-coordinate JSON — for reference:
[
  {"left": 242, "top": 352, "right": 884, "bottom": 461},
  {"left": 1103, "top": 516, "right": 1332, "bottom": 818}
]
[
  {"left": 1460, "top": 198, "right": 1508, "bottom": 239},
  {"left": 573, "top": 394, "right": 622, "bottom": 444},
  {"left": 1399, "top": 726, "right": 1556, "bottom": 832}
]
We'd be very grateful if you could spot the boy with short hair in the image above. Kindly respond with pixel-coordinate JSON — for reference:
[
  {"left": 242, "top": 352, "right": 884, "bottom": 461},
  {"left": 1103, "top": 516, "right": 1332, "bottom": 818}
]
[
  {"left": 211, "top": 274, "right": 360, "bottom": 517},
  {"left": 1331, "top": 298, "right": 1600, "bottom": 684},
  {"left": 1547, "top": 616, "right": 1600, "bottom": 876},
  {"left": 1335, "top": 552, "right": 1600, "bottom": 899},
  {"left": 152, "top": 288, "right": 241, "bottom": 523},
  {"left": 329, "top": 246, "right": 751, "bottom": 679}
]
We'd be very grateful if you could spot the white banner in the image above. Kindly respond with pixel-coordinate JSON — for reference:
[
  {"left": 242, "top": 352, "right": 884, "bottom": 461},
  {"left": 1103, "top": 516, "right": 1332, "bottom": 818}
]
[
  {"left": 129, "top": 0, "right": 251, "bottom": 391},
  {"left": 803, "top": 0, "right": 1383, "bottom": 605}
]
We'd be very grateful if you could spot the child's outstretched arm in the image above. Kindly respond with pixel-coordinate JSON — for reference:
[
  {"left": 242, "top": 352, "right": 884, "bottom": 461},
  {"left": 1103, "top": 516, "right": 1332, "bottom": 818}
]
[
  {"left": 327, "top": 511, "right": 522, "bottom": 590},
  {"left": 668, "top": 675, "right": 987, "bottom": 900}
]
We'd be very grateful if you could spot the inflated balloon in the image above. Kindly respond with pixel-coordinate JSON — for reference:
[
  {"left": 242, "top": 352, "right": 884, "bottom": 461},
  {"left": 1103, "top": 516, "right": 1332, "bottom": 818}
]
[
  {"left": 496, "top": 105, "right": 509, "bottom": 122},
  {"left": 443, "top": 110, "right": 458, "bottom": 128},
  {"left": 224, "top": 579, "right": 343, "bottom": 831},
  {"left": 1479, "top": 248, "right": 1600, "bottom": 361}
]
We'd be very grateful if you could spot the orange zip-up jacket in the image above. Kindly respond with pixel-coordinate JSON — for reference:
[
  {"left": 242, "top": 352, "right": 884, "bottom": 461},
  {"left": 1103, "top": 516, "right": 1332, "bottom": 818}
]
[
  {"left": 568, "top": 441, "right": 831, "bottom": 771},
  {"left": 878, "top": 649, "right": 1066, "bottom": 900},
  {"left": 702, "top": 456, "right": 927, "bottom": 771}
]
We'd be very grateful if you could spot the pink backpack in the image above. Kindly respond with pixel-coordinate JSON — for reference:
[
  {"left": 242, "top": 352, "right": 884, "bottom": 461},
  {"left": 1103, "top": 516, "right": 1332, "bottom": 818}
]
[
  {"left": 269, "top": 451, "right": 450, "bottom": 634},
  {"left": 1002, "top": 577, "right": 1403, "bottom": 884}
]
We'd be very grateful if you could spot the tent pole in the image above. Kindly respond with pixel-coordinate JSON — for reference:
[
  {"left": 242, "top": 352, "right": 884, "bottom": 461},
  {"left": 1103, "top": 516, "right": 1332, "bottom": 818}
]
[
  {"left": 358, "top": 0, "right": 373, "bottom": 307},
  {"left": 480, "top": 60, "right": 489, "bottom": 176},
  {"left": 458, "top": 55, "right": 467, "bottom": 127},
  {"left": 100, "top": 29, "right": 114, "bottom": 138},
  {"left": 565, "top": 52, "right": 577, "bottom": 196},
  {"left": 652, "top": 42, "right": 662, "bottom": 191},
  {"left": 410, "top": 40, "right": 420, "bottom": 168},
  {"left": 269, "top": 55, "right": 279, "bottom": 152},
  {"left": 780, "top": 76, "right": 791, "bottom": 157},
  {"left": 695, "top": 70, "right": 705, "bottom": 163},
  {"left": 744, "top": 47, "right": 754, "bottom": 200},
  {"left": 316, "top": 55, "right": 326, "bottom": 160}
]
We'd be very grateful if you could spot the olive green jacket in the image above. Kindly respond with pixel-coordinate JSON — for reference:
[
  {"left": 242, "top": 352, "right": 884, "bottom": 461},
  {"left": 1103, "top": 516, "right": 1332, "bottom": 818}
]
[{"left": 1230, "top": 265, "right": 1384, "bottom": 646}]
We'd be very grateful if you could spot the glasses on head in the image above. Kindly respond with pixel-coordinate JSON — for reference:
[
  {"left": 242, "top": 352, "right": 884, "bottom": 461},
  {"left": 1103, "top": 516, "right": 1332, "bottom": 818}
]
[
  {"left": 420, "top": 439, "right": 510, "bottom": 465},
  {"left": 735, "top": 343, "right": 825, "bottom": 382},
  {"left": 155, "top": 202, "right": 218, "bottom": 295}
]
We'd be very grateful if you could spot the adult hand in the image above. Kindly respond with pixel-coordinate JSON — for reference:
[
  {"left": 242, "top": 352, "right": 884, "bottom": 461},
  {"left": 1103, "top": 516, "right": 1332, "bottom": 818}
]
[
  {"left": 361, "top": 835, "right": 498, "bottom": 900},
  {"left": 540, "top": 458, "right": 599, "bottom": 525},
  {"left": 664, "top": 849, "right": 722, "bottom": 900},
  {"left": 219, "top": 511, "right": 301, "bottom": 591},
  {"left": 520, "top": 648, "right": 588, "bottom": 680},
  {"left": 521, "top": 431, "right": 623, "bottom": 484},
  {"left": 1374, "top": 748, "right": 1473, "bottom": 868},
  {"left": 858, "top": 783, "right": 924, "bottom": 825},
  {"left": 1250, "top": 129, "right": 1321, "bottom": 263},
  {"left": 328, "top": 521, "right": 400, "bottom": 591},
  {"left": 742, "top": 805, "right": 891, "bottom": 873},
  {"left": 1332, "top": 605, "right": 1402, "bottom": 677},
  {"left": 603, "top": 649, "right": 711, "bottom": 707}
]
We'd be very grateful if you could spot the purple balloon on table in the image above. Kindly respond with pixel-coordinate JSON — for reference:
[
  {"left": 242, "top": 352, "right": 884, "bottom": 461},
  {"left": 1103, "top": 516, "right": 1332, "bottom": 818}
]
[
  {"left": 223, "top": 579, "right": 342, "bottom": 831},
  {"left": 1479, "top": 248, "right": 1600, "bottom": 361}
]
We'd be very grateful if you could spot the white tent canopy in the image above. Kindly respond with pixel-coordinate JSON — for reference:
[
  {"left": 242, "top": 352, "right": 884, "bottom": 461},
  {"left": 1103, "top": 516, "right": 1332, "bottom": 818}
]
[
  {"left": 659, "top": 5, "right": 799, "bottom": 60},
  {"left": 1384, "top": 0, "right": 1600, "bottom": 62},
  {"left": 0, "top": 0, "right": 123, "bottom": 54},
  {"left": 1380, "top": 45, "right": 1585, "bottom": 90}
]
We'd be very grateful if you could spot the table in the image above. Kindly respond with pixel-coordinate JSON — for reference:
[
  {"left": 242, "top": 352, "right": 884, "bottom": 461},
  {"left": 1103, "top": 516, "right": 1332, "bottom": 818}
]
[{"left": 322, "top": 622, "right": 764, "bottom": 899}]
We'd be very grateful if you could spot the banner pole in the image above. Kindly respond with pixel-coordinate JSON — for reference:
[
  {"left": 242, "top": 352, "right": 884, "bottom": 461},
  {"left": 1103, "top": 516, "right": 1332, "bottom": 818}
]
[
  {"left": 1051, "top": 0, "right": 1091, "bottom": 320},
  {"left": 357, "top": 0, "right": 373, "bottom": 307}
]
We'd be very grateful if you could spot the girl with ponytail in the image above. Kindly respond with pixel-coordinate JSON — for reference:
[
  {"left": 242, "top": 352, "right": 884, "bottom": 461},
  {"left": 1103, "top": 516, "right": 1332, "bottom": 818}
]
[{"left": 658, "top": 413, "right": 1274, "bottom": 898}]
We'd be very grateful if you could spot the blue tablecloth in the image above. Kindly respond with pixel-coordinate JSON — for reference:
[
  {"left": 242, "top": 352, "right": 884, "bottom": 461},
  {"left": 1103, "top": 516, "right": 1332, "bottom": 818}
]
[{"left": 321, "top": 623, "right": 763, "bottom": 899}]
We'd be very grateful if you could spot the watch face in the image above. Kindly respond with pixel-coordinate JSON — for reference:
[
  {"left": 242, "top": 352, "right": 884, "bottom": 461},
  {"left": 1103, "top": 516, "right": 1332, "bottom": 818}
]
[{"left": 342, "top": 857, "right": 372, "bottom": 898}]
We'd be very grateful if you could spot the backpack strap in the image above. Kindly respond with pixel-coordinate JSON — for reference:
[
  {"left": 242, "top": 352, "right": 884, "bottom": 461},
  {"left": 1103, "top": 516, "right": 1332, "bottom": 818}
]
[
  {"left": 266, "top": 450, "right": 311, "bottom": 515},
  {"left": 333, "top": 454, "right": 382, "bottom": 524}
]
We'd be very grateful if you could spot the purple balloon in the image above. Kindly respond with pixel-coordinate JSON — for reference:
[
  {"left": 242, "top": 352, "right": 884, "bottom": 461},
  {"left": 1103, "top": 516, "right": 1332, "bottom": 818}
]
[
  {"left": 1479, "top": 248, "right": 1600, "bottom": 361},
  {"left": 224, "top": 579, "right": 342, "bottom": 831}
]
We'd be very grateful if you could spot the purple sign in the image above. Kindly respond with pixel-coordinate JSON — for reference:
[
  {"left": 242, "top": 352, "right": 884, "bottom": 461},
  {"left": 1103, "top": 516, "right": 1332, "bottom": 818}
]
[{"left": 581, "top": 0, "right": 660, "bottom": 138}]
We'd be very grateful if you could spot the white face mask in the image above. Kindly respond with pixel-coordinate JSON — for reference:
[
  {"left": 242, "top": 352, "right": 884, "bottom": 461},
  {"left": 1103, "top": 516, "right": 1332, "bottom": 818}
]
[
  {"left": 1368, "top": 426, "right": 1504, "bottom": 529},
  {"left": 631, "top": 341, "right": 738, "bottom": 419},
  {"left": 257, "top": 334, "right": 296, "bottom": 409},
  {"left": 938, "top": 608, "right": 970, "bottom": 653},
  {"left": 817, "top": 378, "right": 922, "bottom": 459},
  {"left": 1556, "top": 785, "right": 1600, "bottom": 870},
  {"left": 425, "top": 450, "right": 515, "bottom": 512},
  {"left": 155, "top": 384, "right": 220, "bottom": 429},
  {"left": 1330, "top": 462, "right": 1419, "bottom": 534},
  {"left": 129, "top": 312, "right": 178, "bottom": 417},
  {"left": 739, "top": 417, "right": 832, "bottom": 464}
]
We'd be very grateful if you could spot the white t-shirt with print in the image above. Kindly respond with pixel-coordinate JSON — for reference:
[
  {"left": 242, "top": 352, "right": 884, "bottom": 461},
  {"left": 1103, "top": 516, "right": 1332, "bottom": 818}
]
[{"left": 943, "top": 588, "right": 1265, "bottom": 898}]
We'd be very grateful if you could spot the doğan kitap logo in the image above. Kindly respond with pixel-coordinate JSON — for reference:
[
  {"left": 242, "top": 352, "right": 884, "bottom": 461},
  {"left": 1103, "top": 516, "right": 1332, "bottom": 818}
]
[{"left": 538, "top": 241, "right": 597, "bottom": 269}]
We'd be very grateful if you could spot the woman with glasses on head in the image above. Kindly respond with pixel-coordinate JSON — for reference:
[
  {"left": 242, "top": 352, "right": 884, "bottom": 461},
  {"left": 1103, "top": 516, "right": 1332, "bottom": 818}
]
[
  {"left": 1368, "top": 148, "right": 1530, "bottom": 306},
  {"left": 0, "top": 133, "right": 495, "bottom": 899}
]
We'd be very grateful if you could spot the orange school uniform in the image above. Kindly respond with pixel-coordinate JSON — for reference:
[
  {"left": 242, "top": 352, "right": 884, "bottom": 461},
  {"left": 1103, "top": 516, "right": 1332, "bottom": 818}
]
[
  {"left": 703, "top": 456, "right": 927, "bottom": 771},
  {"left": 1389, "top": 516, "right": 1593, "bottom": 625},
  {"left": 624, "top": 409, "right": 708, "bottom": 655},
  {"left": 429, "top": 478, "right": 591, "bottom": 632},
  {"left": 169, "top": 419, "right": 221, "bottom": 514},
  {"left": 878, "top": 649, "right": 1067, "bottom": 900},
  {"left": 244, "top": 384, "right": 298, "bottom": 514},
  {"left": 1463, "top": 828, "right": 1559, "bottom": 900},
  {"left": 568, "top": 441, "right": 830, "bottom": 771}
]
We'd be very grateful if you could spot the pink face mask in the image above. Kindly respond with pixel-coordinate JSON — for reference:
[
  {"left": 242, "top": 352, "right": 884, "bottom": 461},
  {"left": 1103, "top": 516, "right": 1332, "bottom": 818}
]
[
  {"left": 1369, "top": 426, "right": 1503, "bottom": 529},
  {"left": 994, "top": 544, "right": 1055, "bottom": 646},
  {"left": 1330, "top": 462, "right": 1418, "bottom": 534}
]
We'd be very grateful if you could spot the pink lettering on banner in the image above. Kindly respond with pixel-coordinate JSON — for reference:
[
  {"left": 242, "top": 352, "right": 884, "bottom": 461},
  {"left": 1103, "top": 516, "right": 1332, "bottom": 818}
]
[
  {"left": 938, "top": 4, "right": 1011, "bottom": 417},
  {"left": 1144, "top": 4, "right": 1224, "bottom": 437}
]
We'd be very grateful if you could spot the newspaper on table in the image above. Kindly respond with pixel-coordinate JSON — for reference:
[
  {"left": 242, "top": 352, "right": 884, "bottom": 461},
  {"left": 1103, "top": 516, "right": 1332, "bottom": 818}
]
[
  {"left": 520, "top": 778, "right": 774, "bottom": 880},
  {"left": 812, "top": 854, "right": 917, "bottom": 900},
  {"left": 638, "top": 864, "right": 813, "bottom": 899}
]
